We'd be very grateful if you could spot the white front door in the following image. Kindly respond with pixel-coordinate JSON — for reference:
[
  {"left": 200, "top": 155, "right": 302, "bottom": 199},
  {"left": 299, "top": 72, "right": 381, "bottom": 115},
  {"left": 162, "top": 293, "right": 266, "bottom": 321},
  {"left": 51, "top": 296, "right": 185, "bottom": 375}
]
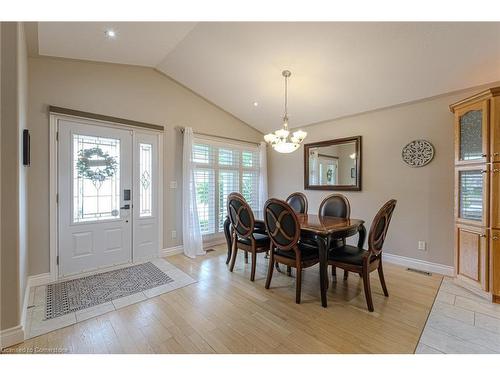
[{"left": 58, "top": 120, "right": 133, "bottom": 277}]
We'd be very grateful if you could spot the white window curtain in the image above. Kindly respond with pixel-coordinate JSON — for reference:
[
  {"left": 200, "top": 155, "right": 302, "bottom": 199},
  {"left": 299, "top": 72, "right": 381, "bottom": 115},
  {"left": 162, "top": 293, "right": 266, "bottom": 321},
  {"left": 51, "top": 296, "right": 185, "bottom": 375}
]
[
  {"left": 182, "top": 127, "right": 205, "bottom": 258},
  {"left": 258, "top": 141, "right": 268, "bottom": 210}
]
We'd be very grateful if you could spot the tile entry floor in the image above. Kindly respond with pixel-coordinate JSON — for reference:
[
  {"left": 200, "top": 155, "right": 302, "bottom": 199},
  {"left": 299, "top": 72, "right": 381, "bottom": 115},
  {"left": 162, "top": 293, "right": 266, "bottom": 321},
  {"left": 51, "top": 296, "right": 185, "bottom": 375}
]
[
  {"left": 416, "top": 277, "right": 500, "bottom": 354},
  {"left": 24, "top": 258, "right": 196, "bottom": 339}
]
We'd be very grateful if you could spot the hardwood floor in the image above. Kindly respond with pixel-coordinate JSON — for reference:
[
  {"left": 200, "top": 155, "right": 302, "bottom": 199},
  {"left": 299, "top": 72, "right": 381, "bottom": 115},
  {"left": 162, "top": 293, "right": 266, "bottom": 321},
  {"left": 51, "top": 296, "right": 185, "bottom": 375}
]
[{"left": 11, "top": 245, "right": 442, "bottom": 354}]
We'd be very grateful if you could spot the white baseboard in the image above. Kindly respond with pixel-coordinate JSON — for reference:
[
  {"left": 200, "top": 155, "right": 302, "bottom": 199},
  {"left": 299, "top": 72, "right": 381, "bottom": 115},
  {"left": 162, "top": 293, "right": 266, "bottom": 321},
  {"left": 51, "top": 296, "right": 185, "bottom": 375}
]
[
  {"left": 28, "top": 272, "right": 52, "bottom": 288},
  {"left": 160, "top": 238, "right": 226, "bottom": 258},
  {"left": 203, "top": 238, "right": 226, "bottom": 249},
  {"left": 0, "top": 325, "right": 25, "bottom": 349},
  {"left": 159, "top": 245, "right": 184, "bottom": 258},
  {"left": 384, "top": 253, "right": 454, "bottom": 276}
]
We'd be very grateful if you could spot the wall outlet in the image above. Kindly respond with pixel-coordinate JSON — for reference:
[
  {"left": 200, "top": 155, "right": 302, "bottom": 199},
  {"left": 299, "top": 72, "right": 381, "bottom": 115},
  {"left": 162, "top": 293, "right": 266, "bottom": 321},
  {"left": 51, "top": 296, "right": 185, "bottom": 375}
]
[
  {"left": 170, "top": 181, "right": 177, "bottom": 189},
  {"left": 418, "top": 241, "right": 427, "bottom": 251},
  {"left": 171, "top": 230, "right": 177, "bottom": 239}
]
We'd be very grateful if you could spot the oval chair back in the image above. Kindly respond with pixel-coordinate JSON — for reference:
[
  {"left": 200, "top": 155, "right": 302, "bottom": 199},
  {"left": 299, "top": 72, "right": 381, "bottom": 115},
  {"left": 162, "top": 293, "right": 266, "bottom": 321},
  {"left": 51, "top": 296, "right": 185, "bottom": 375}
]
[
  {"left": 286, "top": 192, "right": 308, "bottom": 214},
  {"left": 368, "top": 199, "right": 397, "bottom": 257},
  {"left": 264, "top": 199, "right": 301, "bottom": 251},
  {"left": 318, "top": 194, "right": 351, "bottom": 218},
  {"left": 229, "top": 191, "right": 245, "bottom": 201},
  {"left": 227, "top": 193, "right": 255, "bottom": 239}
]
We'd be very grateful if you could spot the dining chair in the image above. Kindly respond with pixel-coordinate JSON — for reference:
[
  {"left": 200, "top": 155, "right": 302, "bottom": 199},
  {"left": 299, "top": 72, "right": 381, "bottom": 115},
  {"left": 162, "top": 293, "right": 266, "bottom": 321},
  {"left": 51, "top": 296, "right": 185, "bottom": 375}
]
[
  {"left": 227, "top": 191, "right": 267, "bottom": 264},
  {"left": 327, "top": 199, "right": 397, "bottom": 312},
  {"left": 319, "top": 194, "right": 351, "bottom": 280},
  {"left": 286, "top": 192, "right": 308, "bottom": 214},
  {"left": 318, "top": 193, "right": 351, "bottom": 218},
  {"left": 264, "top": 198, "right": 320, "bottom": 304},
  {"left": 228, "top": 193, "right": 270, "bottom": 281}
]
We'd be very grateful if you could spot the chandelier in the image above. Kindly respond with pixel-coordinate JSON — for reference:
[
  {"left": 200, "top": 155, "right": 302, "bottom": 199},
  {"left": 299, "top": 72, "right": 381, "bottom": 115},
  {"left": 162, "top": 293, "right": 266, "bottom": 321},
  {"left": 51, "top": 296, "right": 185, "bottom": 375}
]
[{"left": 264, "top": 70, "right": 307, "bottom": 153}]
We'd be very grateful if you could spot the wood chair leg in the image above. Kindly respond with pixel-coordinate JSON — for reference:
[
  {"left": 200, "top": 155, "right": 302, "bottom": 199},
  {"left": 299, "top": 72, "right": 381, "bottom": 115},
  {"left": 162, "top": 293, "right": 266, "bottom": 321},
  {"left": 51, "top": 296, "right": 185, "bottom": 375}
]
[
  {"left": 331, "top": 266, "right": 337, "bottom": 278},
  {"left": 250, "top": 251, "right": 257, "bottom": 281},
  {"left": 265, "top": 252, "right": 274, "bottom": 289},
  {"left": 295, "top": 265, "right": 302, "bottom": 304},
  {"left": 286, "top": 266, "right": 292, "bottom": 277},
  {"left": 244, "top": 251, "right": 249, "bottom": 264},
  {"left": 275, "top": 261, "right": 281, "bottom": 272},
  {"left": 378, "top": 262, "right": 389, "bottom": 297},
  {"left": 362, "top": 270, "right": 374, "bottom": 312},
  {"left": 343, "top": 270, "right": 349, "bottom": 280},
  {"left": 229, "top": 239, "right": 238, "bottom": 272}
]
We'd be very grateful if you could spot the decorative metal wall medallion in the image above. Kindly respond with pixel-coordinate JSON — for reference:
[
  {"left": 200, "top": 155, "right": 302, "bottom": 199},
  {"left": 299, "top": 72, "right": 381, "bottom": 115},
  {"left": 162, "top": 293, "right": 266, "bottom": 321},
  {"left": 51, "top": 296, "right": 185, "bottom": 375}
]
[{"left": 401, "top": 140, "right": 435, "bottom": 167}]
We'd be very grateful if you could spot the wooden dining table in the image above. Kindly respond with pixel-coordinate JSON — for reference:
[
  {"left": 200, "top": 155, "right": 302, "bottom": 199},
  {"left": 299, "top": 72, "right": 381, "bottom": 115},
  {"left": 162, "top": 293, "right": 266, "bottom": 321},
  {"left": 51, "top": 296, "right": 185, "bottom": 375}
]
[{"left": 223, "top": 212, "right": 366, "bottom": 308}]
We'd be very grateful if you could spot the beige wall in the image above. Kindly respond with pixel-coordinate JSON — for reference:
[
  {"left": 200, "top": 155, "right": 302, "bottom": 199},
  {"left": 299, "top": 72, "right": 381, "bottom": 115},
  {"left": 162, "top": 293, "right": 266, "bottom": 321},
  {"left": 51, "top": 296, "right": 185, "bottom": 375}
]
[
  {"left": 0, "top": 22, "right": 29, "bottom": 332},
  {"left": 269, "top": 86, "right": 498, "bottom": 267},
  {"left": 27, "top": 56, "right": 262, "bottom": 276}
]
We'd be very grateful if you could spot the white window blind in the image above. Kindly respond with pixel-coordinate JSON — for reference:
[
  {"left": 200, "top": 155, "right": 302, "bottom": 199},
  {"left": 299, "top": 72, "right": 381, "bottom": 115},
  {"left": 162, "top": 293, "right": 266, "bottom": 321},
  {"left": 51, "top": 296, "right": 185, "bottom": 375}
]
[{"left": 192, "top": 137, "right": 260, "bottom": 236}]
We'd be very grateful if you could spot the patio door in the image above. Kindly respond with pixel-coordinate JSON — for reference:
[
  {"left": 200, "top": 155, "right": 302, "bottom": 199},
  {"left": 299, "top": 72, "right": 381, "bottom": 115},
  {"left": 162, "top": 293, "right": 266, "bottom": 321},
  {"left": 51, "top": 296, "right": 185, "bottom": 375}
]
[{"left": 58, "top": 119, "right": 133, "bottom": 277}]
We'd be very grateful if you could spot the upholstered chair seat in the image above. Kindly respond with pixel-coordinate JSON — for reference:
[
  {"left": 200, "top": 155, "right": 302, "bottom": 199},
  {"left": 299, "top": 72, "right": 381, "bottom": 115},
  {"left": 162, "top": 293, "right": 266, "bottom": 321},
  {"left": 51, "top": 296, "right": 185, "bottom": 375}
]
[
  {"left": 238, "top": 233, "right": 270, "bottom": 246},
  {"left": 328, "top": 245, "right": 376, "bottom": 266}
]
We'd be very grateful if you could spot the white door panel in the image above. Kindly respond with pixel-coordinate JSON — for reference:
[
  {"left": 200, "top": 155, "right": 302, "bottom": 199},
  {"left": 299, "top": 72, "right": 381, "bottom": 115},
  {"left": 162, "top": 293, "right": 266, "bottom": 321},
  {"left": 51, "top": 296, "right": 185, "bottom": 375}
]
[{"left": 58, "top": 120, "right": 133, "bottom": 277}]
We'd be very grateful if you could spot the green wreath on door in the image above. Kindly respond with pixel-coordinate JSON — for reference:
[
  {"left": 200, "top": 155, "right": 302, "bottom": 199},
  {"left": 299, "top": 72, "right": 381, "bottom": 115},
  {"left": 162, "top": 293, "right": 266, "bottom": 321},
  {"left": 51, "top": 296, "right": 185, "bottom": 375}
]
[{"left": 76, "top": 147, "right": 117, "bottom": 183}]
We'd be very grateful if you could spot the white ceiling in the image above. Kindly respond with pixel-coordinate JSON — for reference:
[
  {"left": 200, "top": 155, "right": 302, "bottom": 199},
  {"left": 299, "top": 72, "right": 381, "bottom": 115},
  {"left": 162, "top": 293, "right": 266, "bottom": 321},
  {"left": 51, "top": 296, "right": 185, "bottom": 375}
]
[
  {"left": 38, "top": 22, "right": 197, "bottom": 67},
  {"left": 37, "top": 22, "right": 500, "bottom": 133}
]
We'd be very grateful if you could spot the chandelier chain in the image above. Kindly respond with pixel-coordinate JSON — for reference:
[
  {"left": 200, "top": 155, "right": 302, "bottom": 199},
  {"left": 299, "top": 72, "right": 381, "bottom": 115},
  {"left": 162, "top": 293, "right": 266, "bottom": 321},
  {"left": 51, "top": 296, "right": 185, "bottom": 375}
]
[{"left": 284, "top": 73, "right": 288, "bottom": 124}]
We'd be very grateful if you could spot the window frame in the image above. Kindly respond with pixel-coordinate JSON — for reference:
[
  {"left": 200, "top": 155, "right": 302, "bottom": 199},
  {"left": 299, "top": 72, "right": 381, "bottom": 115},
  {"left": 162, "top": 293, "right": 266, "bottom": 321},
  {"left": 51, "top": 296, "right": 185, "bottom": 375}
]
[{"left": 192, "top": 136, "right": 260, "bottom": 239}]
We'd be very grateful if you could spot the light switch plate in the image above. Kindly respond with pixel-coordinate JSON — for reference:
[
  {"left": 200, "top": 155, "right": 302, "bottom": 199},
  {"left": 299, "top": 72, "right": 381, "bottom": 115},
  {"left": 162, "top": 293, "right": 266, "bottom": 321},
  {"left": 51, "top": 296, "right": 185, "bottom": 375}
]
[
  {"left": 171, "top": 230, "right": 177, "bottom": 239},
  {"left": 170, "top": 181, "right": 177, "bottom": 189}
]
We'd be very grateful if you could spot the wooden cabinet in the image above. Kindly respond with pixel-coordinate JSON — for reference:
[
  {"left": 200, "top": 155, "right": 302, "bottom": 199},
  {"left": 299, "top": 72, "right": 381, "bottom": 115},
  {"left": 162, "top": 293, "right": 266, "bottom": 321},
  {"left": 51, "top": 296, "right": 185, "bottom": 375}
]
[
  {"left": 491, "top": 163, "right": 500, "bottom": 229},
  {"left": 455, "top": 224, "right": 489, "bottom": 291},
  {"left": 490, "top": 97, "right": 500, "bottom": 163},
  {"left": 491, "top": 229, "right": 500, "bottom": 298},
  {"left": 451, "top": 87, "right": 500, "bottom": 303}
]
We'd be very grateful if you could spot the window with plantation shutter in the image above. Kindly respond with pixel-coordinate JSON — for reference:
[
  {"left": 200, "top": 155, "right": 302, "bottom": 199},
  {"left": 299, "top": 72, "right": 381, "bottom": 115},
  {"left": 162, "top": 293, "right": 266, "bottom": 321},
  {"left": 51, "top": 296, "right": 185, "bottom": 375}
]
[{"left": 192, "top": 137, "right": 260, "bottom": 237}]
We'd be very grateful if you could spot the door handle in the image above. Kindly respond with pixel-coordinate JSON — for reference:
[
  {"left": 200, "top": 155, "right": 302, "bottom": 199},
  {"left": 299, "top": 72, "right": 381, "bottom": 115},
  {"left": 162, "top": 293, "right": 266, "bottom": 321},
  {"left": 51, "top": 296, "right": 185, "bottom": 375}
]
[{"left": 120, "top": 204, "right": 130, "bottom": 210}]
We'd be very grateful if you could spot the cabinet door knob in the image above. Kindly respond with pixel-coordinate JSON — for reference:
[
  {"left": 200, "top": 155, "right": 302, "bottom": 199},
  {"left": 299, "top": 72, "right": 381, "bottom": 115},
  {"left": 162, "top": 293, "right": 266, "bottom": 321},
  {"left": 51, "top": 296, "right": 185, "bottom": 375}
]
[
  {"left": 493, "top": 236, "right": 499, "bottom": 241},
  {"left": 494, "top": 169, "right": 500, "bottom": 173},
  {"left": 493, "top": 152, "right": 499, "bottom": 156}
]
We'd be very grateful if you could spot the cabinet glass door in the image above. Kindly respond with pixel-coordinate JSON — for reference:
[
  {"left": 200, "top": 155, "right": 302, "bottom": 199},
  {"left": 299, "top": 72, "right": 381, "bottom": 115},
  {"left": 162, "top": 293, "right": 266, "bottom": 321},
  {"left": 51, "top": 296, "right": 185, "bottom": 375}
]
[
  {"left": 456, "top": 166, "right": 488, "bottom": 226},
  {"left": 455, "top": 101, "right": 488, "bottom": 165},
  {"left": 459, "top": 110, "right": 483, "bottom": 161}
]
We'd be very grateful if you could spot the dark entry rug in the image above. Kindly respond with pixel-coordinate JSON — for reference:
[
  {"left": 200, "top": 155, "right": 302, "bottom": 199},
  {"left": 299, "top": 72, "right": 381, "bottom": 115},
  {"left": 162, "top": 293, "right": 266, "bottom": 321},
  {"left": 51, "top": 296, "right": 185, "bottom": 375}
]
[{"left": 45, "top": 262, "right": 173, "bottom": 319}]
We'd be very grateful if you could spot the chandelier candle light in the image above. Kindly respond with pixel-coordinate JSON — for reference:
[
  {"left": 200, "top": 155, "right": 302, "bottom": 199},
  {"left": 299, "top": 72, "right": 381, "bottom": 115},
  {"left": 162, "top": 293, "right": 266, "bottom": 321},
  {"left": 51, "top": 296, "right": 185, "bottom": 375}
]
[{"left": 264, "top": 70, "right": 307, "bottom": 153}]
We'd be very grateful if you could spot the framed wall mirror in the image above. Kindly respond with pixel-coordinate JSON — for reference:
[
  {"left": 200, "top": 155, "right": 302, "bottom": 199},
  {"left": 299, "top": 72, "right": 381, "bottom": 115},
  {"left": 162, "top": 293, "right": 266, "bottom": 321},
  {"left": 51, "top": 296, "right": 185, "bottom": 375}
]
[{"left": 304, "top": 136, "right": 362, "bottom": 191}]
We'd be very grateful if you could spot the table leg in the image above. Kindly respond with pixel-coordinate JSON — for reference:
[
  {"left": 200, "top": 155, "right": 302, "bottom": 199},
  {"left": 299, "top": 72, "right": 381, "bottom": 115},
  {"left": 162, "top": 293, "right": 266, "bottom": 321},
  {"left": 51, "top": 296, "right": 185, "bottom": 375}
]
[
  {"left": 357, "top": 224, "right": 367, "bottom": 249},
  {"left": 223, "top": 216, "right": 232, "bottom": 264},
  {"left": 316, "top": 235, "right": 328, "bottom": 308}
]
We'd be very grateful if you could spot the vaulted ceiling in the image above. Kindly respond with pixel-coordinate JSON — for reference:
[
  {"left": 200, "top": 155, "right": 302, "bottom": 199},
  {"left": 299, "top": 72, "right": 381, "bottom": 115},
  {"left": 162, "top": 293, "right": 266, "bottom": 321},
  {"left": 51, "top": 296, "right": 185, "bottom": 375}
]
[{"left": 35, "top": 22, "right": 500, "bottom": 132}]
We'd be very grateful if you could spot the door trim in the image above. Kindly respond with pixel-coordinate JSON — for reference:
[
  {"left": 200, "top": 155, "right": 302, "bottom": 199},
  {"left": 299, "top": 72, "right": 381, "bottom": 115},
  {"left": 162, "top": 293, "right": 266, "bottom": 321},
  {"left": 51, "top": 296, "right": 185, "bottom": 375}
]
[{"left": 49, "top": 113, "right": 164, "bottom": 281}]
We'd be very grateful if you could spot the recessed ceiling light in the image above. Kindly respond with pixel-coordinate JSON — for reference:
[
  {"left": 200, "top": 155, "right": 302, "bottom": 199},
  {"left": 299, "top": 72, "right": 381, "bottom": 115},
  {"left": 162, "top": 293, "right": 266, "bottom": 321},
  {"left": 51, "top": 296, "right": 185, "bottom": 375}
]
[
  {"left": 253, "top": 102, "right": 259, "bottom": 107},
  {"left": 104, "top": 29, "right": 116, "bottom": 39}
]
